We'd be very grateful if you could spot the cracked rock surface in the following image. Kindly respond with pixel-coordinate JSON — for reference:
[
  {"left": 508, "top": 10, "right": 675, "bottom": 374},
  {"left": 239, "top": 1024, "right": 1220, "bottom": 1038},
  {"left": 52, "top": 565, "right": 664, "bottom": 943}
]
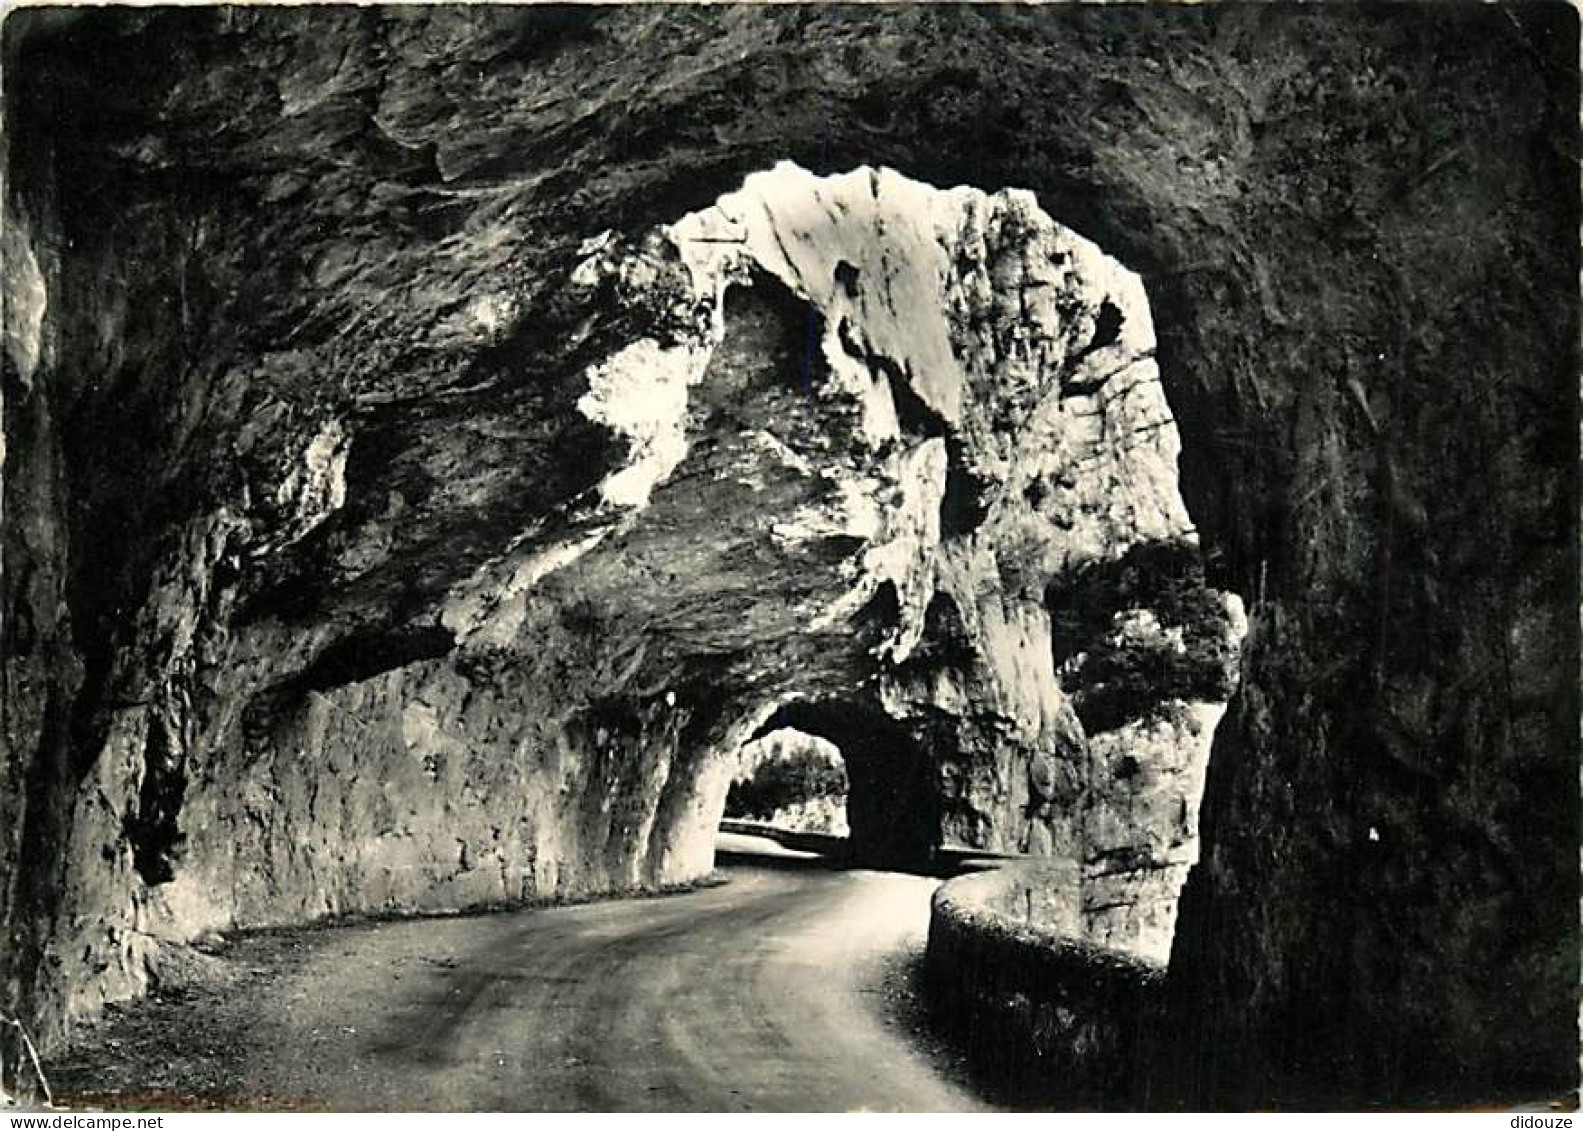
[
  {"left": 3, "top": 5, "right": 1576, "bottom": 1109},
  {"left": 6, "top": 75, "right": 1237, "bottom": 1071}
]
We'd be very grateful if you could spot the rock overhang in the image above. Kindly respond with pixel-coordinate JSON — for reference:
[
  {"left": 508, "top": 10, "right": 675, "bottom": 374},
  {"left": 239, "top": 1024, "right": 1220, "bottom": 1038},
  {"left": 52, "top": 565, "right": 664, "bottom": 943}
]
[
  {"left": 10, "top": 9, "right": 1564, "bottom": 1101},
  {"left": 4, "top": 11, "right": 1251, "bottom": 1002},
  {"left": 442, "top": 161, "right": 1248, "bottom": 936}
]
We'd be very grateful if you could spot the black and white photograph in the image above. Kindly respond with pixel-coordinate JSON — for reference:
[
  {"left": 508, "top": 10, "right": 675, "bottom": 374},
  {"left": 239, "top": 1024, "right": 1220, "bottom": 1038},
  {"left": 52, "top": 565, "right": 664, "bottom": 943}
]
[{"left": 0, "top": 0, "right": 1578, "bottom": 1114}]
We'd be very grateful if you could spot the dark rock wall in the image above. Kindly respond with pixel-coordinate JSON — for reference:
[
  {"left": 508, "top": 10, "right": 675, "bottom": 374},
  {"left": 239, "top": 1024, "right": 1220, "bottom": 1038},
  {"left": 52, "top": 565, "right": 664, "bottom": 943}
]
[{"left": 4, "top": 4, "right": 1577, "bottom": 1105}]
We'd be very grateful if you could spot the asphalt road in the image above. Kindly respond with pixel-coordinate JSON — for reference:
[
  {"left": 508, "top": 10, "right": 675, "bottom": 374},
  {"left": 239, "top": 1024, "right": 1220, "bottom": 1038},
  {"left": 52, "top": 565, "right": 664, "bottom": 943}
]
[{"left": 220, "top": 834, "right": 988, "bottom": 1112}]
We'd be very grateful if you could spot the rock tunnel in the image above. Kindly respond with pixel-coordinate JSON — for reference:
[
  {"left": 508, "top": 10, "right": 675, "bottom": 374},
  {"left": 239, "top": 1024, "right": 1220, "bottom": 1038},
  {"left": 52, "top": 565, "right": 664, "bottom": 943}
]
[
  {"left": 2, "top": 4, "right": 1577, "bottom": 1109},
  {"left": 736, "top": 700, "right": 943, "bottom": 870}
]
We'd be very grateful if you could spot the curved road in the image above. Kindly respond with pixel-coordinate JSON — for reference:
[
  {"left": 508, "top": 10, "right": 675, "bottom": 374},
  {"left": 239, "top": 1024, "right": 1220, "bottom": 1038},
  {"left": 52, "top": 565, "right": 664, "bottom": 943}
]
[{"left": 222, "top": 835, "right": 987, "bottom": 1112}]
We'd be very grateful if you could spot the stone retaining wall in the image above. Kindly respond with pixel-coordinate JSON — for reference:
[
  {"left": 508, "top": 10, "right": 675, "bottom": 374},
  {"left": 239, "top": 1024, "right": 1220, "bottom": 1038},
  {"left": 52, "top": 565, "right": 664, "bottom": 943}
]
[{"left": 923, "top": 863, "right": 1164, "bottom": 1107}]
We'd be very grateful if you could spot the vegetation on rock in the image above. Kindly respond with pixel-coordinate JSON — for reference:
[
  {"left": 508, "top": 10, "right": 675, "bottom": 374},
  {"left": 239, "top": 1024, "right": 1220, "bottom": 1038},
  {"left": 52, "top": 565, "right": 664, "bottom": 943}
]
[{"left": 725, "top": 741, "right": 849, "bottom": 827}]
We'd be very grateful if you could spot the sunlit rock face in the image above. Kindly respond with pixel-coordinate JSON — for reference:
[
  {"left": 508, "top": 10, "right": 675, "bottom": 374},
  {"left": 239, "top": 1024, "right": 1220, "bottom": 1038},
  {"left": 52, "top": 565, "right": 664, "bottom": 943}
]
[{"left": 564, "top": 161, "right": 1233, "bottom": 865}]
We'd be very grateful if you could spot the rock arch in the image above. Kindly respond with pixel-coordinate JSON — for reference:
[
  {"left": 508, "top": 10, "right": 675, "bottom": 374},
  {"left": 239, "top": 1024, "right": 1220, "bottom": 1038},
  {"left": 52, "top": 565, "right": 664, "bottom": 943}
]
[
  {"left": 4, "top": 146, "right": 1245, "bottom": 1051},
  {"left": 740, "top": 700, "right": 942, "bottom": 870},
  {"left": 5, "top": 10, "right": 1573, "bottom": 1105}
]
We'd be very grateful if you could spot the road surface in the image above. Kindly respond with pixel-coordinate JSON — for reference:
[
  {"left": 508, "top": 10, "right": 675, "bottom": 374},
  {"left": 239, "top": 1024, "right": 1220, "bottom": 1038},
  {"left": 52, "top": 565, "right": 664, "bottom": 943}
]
[{"left": 197, "top": 835, "right": 988, "bottom": 1111}]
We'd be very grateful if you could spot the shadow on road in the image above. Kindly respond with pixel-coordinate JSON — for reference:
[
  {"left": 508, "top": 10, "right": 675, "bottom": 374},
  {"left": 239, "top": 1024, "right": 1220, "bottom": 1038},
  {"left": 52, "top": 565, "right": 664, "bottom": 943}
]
[
  {"left": 712, "top": 830, "right": 838, "bottom": 873},
  {"left": 712, "top": 846, "right": 841, "bottom": 873},
  {"left": 715, "top": 825, "right": 1019, "bottom": 879}
]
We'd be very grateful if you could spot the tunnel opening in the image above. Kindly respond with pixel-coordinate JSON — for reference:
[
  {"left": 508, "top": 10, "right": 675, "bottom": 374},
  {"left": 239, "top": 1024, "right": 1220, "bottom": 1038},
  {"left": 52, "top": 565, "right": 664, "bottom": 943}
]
[
  {"left": 722, "top": 700, "right": 942, "bottom": 872},
  {"left": 724, "top": 728, "right": 850, "bottom": 839}
]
